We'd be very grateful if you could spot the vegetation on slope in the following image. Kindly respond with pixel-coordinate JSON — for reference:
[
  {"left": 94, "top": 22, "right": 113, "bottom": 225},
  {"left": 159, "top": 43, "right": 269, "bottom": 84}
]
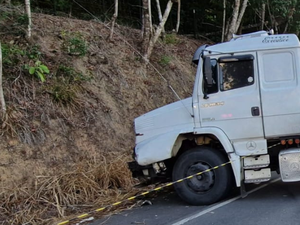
[{"left": 0, "top": 5, "right": 203, "bottom": 224}]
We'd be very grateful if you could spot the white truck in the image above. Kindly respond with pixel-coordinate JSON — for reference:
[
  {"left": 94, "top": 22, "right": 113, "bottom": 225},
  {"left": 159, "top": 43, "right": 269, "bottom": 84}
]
[{"left": 128, "top": 30, "right": 300, "bottom": 205}]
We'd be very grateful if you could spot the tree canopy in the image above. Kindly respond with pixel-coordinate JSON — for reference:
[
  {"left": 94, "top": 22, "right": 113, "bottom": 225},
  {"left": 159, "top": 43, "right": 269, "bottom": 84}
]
[{"left": 3, "top": 0, "right": 300, "bottom": 42}]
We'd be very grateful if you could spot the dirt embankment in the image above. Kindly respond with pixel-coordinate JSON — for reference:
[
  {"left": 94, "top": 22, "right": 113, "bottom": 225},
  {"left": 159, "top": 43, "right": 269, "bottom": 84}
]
[{"left": 0, "top": 9, "right": 205, "bottom": 225}]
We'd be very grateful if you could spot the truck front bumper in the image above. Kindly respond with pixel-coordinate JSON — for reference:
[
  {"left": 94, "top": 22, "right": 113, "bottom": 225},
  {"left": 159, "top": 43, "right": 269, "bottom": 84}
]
[{"left": 127, "top": 161, "right": 152, "bottom": 178}]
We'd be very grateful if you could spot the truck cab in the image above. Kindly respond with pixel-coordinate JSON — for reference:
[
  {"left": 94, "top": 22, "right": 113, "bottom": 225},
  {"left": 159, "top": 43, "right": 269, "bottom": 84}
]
[{"left": 129, "top": 30, "right": 300, "bottom": 205}]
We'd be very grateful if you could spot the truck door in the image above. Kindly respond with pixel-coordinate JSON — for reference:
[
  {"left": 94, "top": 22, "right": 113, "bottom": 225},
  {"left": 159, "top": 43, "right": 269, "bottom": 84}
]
[
  {"left": 199, "top": 53, "right": 265, "bottom": 155},
  {"left": 258, "top": 48, "right": 300, "bottom": 138}
]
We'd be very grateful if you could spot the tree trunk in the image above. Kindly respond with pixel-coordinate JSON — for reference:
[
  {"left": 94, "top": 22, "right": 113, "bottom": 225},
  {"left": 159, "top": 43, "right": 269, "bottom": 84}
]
[
  {"left": 235, "top": 0, "right": 248, "bottom": 32},
  {"left": 69, "top": 0, "right": 73, "bottom": 17},
  {"left": 141, "top": 0, "right": 144, "bottom": 38},
  {"left": 221, "top": 0, "right": 226, "bottom": 42},
  {"left": 142, "top": 0, "right": 151, "bottom": 56},
  {"left": 149, "top": 0, "right": 153, "bottom": 34},
  {"left": 225, "top": 0, "right": 248, "bottom": 41},
  {"left": 226, "top": 0, "right": 240, "bottom": 41},
  {"left": 266, "top": 0, "right": 277, "bottom": 34},
  {"left": 283, "top": 5, "right": 296, "bottom": 34},
  {"left": 156, "top": 0, "right": 163, "bottom": 24},
  {"left": 193, "top": 9, "right": 197, "bottom": 38},
  {"left": 0, "top": 42, "right": 6, "bottom": 114},
  {"left": 144, "top": 0, "right": 173, "bottom": 62},
  {"left": 175, "top": 0, "right": 181, "bottom": 33},
  {"left": 109, "top": 0, "right": 118, "bottom": 40},
  {"left": 25, "top": 0, "right": 32, "bottom": 38},
  {"left": 261, "top": 3, "right": 265, "bottom": 30},
  {"left": 155, "top": 0, "right": 165, "bottom": 39}
]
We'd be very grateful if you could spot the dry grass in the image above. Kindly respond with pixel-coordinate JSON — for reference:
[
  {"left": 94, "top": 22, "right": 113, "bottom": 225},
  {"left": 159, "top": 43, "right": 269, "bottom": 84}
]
[{"left": 0, "top": 153, "right": 137, "bottom": 225}]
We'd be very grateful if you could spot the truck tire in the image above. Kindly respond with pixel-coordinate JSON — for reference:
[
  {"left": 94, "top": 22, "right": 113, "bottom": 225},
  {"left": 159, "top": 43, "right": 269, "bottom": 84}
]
[{"left": 172, "top": 147, "right": 233, "bottom": 205}]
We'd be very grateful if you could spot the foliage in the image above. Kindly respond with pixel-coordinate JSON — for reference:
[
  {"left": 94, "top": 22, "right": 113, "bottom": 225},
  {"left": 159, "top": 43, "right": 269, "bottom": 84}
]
[
  {"left": 1, "top": 43, "right": 45, "bottom": 83},
  {"left": 164, "top": 33, "right": 179, "bottom": 45},
  {"left": 6, "top": 0, "right": 300, "bottom": 42},
  {"left": 0, "top": 5, "right": 29, "bottom": 36},
  {"left": 61, "top": 31, "right": 87, "bottom": 56},
  {"left": 47, "top": 65, "right": 90, "bottom": 104},
  {"left": 2, "top": 42, "right": 42, "bottom": 75},
  {"left": 27, "top": 60, "right": 50, "bottom": 82},
  {"left": 160, "top": 55, "right": 172, "bottom": 66},
  {"left": 248, "top": 0, "right": 300, "bottom": 34},
  {"left": 50, "top": 82, "right": 78, "bottom": 104},
  {"left": 270, "top": 0, "right": 297, "bottom": 17},
  {"left": 26, "top": 45, "right": 41, "bottom": 60},
  {"left": 56, "top": 65, "right": 90, "bottom": 82},
  {"left": 1, "top": 43, "right": 25, "bottom": 65},
  {"left": 54, "top": 0, "right": 72, "bottom": 12},
  {"left": 0, "top": 10, "right": 10, "bottom": 20},
  {"left": 16, "top": 13, "right": 29, "bottom": 25}
]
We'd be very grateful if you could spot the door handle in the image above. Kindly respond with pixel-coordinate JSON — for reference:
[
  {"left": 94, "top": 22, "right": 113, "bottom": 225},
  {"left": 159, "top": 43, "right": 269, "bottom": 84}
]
[{"left": 251, "top": 107, "right": 260, "bottom": 116}]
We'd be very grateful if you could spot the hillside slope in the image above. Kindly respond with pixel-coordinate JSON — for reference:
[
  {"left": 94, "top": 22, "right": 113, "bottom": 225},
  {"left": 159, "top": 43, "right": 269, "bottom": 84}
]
[{"left": 0, "top": 9, "right": 205, "bottom": 224}]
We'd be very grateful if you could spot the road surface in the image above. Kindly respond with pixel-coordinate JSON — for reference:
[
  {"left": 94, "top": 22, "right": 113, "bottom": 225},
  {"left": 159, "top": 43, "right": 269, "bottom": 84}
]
[{"left": 90, "top": 175, "right": 300, "bottom": 225}]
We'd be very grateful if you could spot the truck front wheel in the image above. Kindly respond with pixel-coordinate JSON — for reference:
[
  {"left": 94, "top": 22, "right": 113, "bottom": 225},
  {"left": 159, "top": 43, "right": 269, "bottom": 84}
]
[{"left": 172, "top": 147, "right": 233, "bottom": 205}]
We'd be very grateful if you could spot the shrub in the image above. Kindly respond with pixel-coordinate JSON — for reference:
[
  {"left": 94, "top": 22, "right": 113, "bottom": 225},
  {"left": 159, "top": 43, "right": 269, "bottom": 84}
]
[
  {"left": 50, "top": 83, "right": 78, "bottom": 104},
  {"left": 56, "top": 65, "right": 91, "bottom": 82},
  {"left": 61, "top": 31, "right": 87, "bottom": 56},
  {"left": 47, "top": 64, "right": 90, "bottom": 105},
  {"left": 27, "top": 60, "right": 50, "bottom": 82},
  {"left": 160, "top": 55, "right": 172, "bottom": 66},
  {"left": 1, "top": 43, "right": 25, "bottom": 65},
  {"left": 26, "top": 45, "right": 42, "bottom": 60},
  {"left": 164, "top": 33, "right": 179, "bottom": 45}
]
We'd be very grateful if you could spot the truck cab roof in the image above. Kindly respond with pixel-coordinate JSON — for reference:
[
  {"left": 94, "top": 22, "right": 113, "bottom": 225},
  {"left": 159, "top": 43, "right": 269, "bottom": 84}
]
[{"left": 203, "top": 31, "right": 300, "bottom": 57}]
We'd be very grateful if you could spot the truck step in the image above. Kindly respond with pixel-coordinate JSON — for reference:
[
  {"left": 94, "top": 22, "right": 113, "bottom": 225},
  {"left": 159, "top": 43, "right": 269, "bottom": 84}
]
[
  {"left": 244, "top": 168, "right": 271, "bottom": 183},
  {"left": 243, "top": 155, "right": 270, "bottom": 169}
]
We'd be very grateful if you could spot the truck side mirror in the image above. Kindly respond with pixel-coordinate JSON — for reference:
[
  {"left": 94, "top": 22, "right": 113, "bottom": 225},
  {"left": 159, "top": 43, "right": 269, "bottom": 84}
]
[{"left": 204, "top": 57, "right": 213, "bottom": 87}]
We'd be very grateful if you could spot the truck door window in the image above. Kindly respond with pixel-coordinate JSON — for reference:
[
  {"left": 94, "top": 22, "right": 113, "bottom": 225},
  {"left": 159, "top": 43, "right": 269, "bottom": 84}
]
[
  {"left": 219, "top": 56, "right": 254, "bottom": 91},
  {"left": 204, "top": 59, "right": 218, "bottom": 94}
]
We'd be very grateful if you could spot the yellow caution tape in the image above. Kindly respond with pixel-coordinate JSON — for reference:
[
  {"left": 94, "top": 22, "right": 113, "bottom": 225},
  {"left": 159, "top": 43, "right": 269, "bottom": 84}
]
[{"left": 57, "top": 160, "right": 232, "bottom": 225}]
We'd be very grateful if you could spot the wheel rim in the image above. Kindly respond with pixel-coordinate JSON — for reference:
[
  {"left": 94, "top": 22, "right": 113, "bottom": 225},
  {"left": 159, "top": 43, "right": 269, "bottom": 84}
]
[{"left": 186, "top": 162, "right": 215, "bottom": 192}]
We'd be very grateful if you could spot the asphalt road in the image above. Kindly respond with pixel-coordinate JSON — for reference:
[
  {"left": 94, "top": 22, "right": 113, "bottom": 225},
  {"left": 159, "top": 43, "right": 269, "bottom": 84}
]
[{"left": 90, "top": 175, "right": 300, "bottom": 225}]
